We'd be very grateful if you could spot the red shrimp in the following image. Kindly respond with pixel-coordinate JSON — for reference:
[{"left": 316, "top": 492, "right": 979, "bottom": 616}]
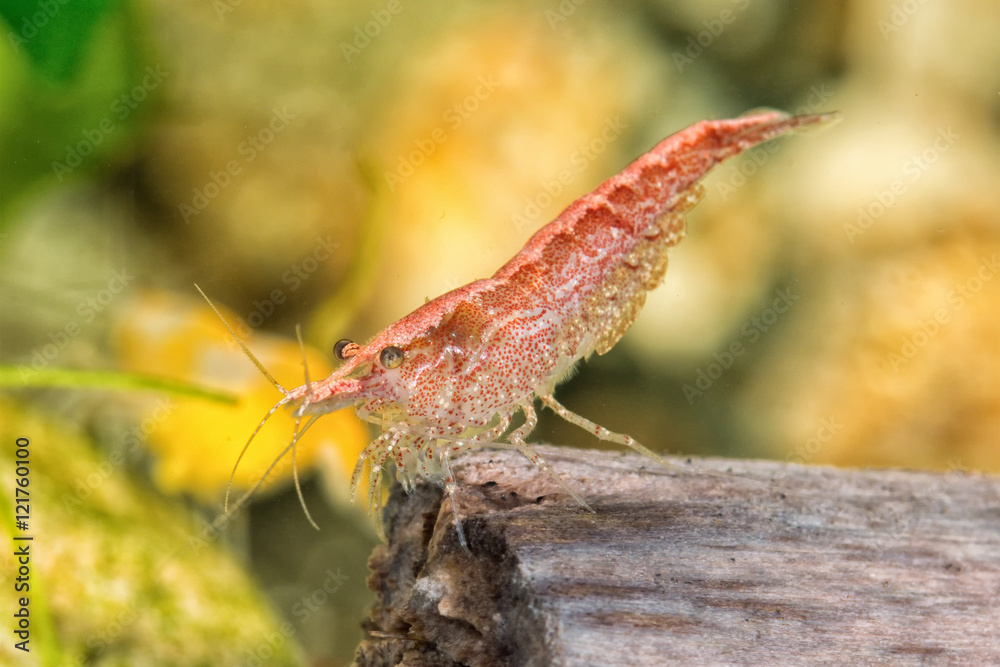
[{"left": 205, "top": 109, "right": 834, "bottom": 546}]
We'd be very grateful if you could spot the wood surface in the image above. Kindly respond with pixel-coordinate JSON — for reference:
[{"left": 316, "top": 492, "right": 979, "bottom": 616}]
[{"left": 353, "top": 445, "right": 1000, "bottom": 666}]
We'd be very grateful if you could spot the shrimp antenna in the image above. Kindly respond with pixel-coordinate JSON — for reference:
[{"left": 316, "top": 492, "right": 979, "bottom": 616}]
[
  {"left": 195, "top": 283, "right": 298, "bottom": 516},
  {"left": 295, "top": 324, "right": 314, "bottom": 401},
  {"left": 224, "top": 412, "right": 320, "bottom": 525},
  {"left": 194, "top": 283, "right": 287, "bottom": 395},
  {"left": 224, "top": 396, "right": 290, "bottom": 512},
  {"left": 226, "top": 325, "right": 321, "bottom": 527},
  {"left": 289, "top": 412, "right": 322, "bottom": 530},
  {"left": 291, "top": 324, "right": 321, "bottom": 530}
]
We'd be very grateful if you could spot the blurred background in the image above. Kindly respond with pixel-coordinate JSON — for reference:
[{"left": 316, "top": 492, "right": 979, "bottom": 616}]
[{"left": 1, "top": 0, "right": 998, "bottom": 664}]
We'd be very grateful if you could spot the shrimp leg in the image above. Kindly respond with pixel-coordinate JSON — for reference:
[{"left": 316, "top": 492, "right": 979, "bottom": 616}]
[
  {"left": 509, "top": 401, "right": 595, "bottom": 512},
  {"left": 539, "top": 393, "right": 675, "bottom": 469}
]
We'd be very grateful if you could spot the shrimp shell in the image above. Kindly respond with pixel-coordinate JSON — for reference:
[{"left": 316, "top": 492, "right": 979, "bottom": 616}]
[{"left": 217, "top": 109, "right": 834, "bottom": 546}]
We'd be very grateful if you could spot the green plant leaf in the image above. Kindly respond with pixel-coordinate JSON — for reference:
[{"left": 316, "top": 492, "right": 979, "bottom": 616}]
[
  {"left": 0, "top": 0, "right": 149, "bottom": 225},
  {"left": 1, "top": 0, "right": 121, "bottom": 82},
  {"left": 0, "top": 366, "right": 238, "bottom": 404}
]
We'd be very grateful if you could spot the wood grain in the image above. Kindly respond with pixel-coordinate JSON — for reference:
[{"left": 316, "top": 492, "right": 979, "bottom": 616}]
[{"left": 354, "top": 446, "right": 1000, "bottom": 666}]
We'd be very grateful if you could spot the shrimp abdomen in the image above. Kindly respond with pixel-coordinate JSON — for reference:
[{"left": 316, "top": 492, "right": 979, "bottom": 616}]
[{"left": 493, "top": 111, "right": 832, "bottom": 356}]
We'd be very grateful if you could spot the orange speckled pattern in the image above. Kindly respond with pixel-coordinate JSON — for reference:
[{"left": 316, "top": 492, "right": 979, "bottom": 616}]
[{"left": 277, "top": 110, "right": 832, "bottom": 531}]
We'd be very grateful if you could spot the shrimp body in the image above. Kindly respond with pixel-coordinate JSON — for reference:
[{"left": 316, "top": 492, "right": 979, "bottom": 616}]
[{"left": 224, "top": 110, "right": 832, "bottom": 543}]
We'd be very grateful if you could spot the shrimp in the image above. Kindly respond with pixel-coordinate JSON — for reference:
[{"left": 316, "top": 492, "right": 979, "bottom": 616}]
[{"left": 207, "top": 109, "right": 834, "bottom": 547}]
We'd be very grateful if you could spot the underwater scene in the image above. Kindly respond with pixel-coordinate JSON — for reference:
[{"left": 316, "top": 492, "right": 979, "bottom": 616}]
[{"left": 1, "top": 0, "right": 998, "bottom": 664}]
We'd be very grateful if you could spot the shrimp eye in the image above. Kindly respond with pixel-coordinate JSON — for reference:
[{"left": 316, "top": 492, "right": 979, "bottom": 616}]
[
  {"left": 334, "top": 338, "right": 359, "bottom": 361},
  {"left": 378, "top": 345, "right": 404, "bottom": 369}
]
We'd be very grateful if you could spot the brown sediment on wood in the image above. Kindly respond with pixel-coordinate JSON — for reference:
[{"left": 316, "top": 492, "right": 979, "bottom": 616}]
[{"left": 354, "top": 446, "right": 1000, "bottom": 667}]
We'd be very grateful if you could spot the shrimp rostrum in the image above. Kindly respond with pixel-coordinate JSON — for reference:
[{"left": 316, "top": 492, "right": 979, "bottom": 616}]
[{"left": 210, "top": 110, "right": 833, "bottom": 546}]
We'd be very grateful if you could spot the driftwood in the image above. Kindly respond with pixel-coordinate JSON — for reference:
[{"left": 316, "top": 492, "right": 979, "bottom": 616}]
[{"left": 354, "top": 445, "right": 1000, "bottom": 667}]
